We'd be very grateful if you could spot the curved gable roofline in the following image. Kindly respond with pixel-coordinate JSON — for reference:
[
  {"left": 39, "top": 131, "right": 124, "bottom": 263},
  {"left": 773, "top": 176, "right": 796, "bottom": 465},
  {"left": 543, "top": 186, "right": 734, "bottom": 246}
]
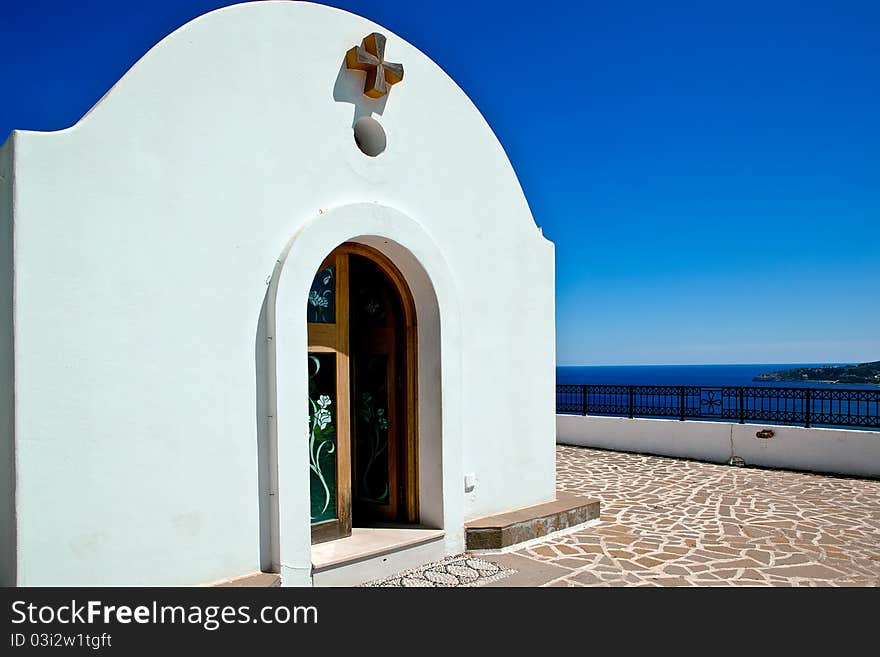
[
  {"left": 26, "top": 3, "right": 476, "bottom": 137},
  {"left": 14, "top": 1, "right": 547, "bottom": 239}
]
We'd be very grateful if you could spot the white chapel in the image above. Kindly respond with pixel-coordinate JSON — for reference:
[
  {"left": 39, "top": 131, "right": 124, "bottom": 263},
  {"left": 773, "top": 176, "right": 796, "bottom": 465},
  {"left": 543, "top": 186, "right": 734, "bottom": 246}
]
[{"left": 0, "top": 1, "right": 583, "bottom": 586}]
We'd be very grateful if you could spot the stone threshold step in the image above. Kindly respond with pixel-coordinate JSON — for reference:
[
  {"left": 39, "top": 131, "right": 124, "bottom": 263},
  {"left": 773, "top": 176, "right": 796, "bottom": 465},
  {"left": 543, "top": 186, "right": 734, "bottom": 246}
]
[
  {"left": 212, "top": 572, "right": 281, "bottom": 587},
  {"left": 465, "top": 492, "right": 600, "bottom": 550},
  {"left": 312, "top": 527, "right": 445, "bottom": 573}
]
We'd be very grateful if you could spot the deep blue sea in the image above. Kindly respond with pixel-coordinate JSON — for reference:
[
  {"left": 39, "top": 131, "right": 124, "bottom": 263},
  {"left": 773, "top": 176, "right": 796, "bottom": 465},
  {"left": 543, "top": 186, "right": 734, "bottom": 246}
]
[{"left": 556, "top": 363, "right": 879, "bottom": 389}]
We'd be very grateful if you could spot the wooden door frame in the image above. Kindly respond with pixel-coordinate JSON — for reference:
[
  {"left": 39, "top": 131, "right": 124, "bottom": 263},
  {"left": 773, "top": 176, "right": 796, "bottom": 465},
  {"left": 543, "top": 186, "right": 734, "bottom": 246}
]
[
  {"left": 308, "top": 243, "right": 418, "bottom": 545},
  {"left": 308, "top": 251, "right": 351, "bottom": 544}
]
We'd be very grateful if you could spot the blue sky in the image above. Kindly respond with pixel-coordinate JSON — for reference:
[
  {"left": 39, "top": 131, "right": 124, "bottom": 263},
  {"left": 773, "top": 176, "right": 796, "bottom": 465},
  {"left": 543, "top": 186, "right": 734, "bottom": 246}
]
[{"left": 2, "top": 1, "right": 878, "bottom": 365}]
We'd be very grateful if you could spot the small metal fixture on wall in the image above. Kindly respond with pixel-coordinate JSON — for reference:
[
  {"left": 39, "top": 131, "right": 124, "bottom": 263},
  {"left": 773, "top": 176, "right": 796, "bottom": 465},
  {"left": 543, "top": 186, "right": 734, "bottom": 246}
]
[{"left": 756, "top": 429, "right": 775, "bottom": 439}]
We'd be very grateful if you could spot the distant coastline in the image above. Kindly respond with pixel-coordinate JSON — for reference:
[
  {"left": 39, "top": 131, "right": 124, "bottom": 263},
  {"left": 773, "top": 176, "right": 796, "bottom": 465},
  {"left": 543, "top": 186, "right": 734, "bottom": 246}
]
[{"left": 753, "top": 361, "right": 880, "bottom": 385}]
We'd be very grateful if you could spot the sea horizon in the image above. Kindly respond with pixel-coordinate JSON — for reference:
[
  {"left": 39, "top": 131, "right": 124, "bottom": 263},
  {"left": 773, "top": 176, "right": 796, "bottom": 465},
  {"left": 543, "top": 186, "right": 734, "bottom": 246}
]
[
  {"left": 558, "top": 361, "right": 857, "bottom": 367},
  {"left": 556, "top": 362, "right": 878, "bottom": 388}
]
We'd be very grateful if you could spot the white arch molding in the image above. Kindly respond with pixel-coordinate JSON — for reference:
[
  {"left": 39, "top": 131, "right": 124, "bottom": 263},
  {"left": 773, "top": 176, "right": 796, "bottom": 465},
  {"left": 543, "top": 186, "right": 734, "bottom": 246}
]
[{"left": 259, "top": 203, "right": 464, "bottom": 586}]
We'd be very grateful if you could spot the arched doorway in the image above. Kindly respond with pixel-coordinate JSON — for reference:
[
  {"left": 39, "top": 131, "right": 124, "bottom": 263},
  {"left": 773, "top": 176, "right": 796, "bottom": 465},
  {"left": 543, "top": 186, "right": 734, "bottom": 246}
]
[
  {"left": 264, "top": 205, "right": 461, "bottom": 585},
  {"left": 306, "top": 243, "right": 418, "bottom": 545}
]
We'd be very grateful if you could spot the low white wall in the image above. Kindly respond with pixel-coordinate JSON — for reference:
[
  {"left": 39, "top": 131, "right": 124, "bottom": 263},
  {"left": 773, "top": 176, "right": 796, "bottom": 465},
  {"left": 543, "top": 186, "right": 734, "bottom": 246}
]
[
  {"left": 557, "top": 415, "right": 732, "bottom": 464},
  {"left": 730, "top": 423, "right": 880, "bottom": 478},
  {"left": 557, "top": 414, "right": 880, "bottom": 479}
]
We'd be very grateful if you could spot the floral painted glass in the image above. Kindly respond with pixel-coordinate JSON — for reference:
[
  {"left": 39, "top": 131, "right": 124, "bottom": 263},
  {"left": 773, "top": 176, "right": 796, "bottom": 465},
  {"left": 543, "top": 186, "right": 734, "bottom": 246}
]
[
  {"left": 354, "top": 354, "right": 390, "bottom": 504},
  {"left": 307, "top": 265, "right": 335, "bottom": 323},
  {"left": 308, "top": 353, "right": 337, "bottom": 523}
]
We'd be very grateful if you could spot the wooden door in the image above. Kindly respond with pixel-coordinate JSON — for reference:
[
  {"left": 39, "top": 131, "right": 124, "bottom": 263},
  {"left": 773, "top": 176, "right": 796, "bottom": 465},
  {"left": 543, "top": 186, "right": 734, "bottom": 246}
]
[
  {"left": 307, "top": 252, "right": 352, "bottom": 544},
  {"left": 350, "top": 254, "right": 404, "bottom": 523},
  {"left": 306, "top": 244, "right": 418, "bottom": 544}
]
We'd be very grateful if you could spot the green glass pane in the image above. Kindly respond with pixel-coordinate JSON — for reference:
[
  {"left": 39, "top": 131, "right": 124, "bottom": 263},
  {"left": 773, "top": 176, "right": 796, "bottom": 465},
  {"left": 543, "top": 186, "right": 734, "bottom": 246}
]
[
  {"left": 308, "top": 353, "right": 337, "bottom": 523},
  {"left": 307, "top": 265, "right": 335, "bottom": 323},
  {"left": 355, "top": 354, "right": 390, "bottom": 504},
  {"left": 351, "top": 259, "right": 388, "bottom": 328}
]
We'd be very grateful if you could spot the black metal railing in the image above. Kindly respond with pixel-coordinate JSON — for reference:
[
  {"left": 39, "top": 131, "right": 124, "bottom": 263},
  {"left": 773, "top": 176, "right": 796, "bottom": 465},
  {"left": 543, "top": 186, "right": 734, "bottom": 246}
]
[{"left": 556, "top": 384, "right": 880, "bottom": 429}]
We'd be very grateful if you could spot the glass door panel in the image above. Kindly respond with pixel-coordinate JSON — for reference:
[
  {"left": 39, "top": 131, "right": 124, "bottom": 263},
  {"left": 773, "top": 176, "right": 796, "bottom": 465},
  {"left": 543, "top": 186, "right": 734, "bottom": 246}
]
[
  {"left": 308, "top": 353, "right": 337, "bottom": 524},
  {"left": 354, "top": 354, "right": 391, "bottom": 505},
  {"left": 350, "top": 254, "right": 401, "bottom": 523},
  {"left": 307, "top": 265, "right": 336, "bottom": 323},
  {"left": 306, "top": 253, "right": 351, "bottom": 544}
]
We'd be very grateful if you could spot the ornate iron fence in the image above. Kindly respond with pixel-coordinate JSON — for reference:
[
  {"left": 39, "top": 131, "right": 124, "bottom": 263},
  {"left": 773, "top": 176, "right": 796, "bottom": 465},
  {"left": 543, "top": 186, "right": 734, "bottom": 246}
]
[{"left": 556, "top": 384, "right": 880, "bottom": 429}]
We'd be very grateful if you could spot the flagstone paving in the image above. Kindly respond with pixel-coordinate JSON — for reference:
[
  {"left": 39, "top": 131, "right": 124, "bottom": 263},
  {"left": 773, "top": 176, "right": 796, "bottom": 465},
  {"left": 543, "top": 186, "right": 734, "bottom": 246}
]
[{"left": 486, "top": 445, "right": 880, "bottom": 587}]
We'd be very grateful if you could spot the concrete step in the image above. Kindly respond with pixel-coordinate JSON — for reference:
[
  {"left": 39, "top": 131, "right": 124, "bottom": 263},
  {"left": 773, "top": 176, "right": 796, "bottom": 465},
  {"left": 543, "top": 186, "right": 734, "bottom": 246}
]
[
  {"left": 465, "top": 492, "right": 600, "bottom": 550},
  {"left": 312, "top": 528, "right": 447, "bottom": 586},
  {"left": 213, "top": 572, "right": 281, "bottom": 587}
]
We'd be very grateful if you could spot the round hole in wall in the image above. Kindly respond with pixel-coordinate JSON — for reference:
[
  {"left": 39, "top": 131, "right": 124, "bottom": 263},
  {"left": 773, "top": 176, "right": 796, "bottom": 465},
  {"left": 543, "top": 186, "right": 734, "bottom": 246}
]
[{"left": 353, "top": 116, "right": 387, "bottom": 157}]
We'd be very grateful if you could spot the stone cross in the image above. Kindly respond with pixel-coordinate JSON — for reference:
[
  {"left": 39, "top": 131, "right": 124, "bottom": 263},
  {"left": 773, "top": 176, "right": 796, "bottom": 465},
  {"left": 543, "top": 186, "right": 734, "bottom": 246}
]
[{"left": 345, "top": 32, "right": 404, "bottom": 99}]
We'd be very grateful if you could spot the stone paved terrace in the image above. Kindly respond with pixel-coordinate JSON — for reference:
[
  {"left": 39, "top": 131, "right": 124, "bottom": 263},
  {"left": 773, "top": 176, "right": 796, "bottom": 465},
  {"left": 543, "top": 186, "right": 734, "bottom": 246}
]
[{"left": 478, "top": 445, "right": 880, "bottom": 586}]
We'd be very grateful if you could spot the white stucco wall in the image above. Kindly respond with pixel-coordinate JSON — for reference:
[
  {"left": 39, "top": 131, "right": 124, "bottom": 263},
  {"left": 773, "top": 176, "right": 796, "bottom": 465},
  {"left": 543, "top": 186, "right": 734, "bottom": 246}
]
[
  {"left": 6, "top": 2, "right": 556, "bottom": 585},
  {"left": 0, "top": 134, "right": 15, "bottom": 586},
  {"left": 557, "top": 415, "right": 732, "bottom": 464},
  {"left": 557, "top": 415, "right": 880, "bottom": 478},
  {"left": 729, "top": 422, "right": 880, "bottom": 477}
]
